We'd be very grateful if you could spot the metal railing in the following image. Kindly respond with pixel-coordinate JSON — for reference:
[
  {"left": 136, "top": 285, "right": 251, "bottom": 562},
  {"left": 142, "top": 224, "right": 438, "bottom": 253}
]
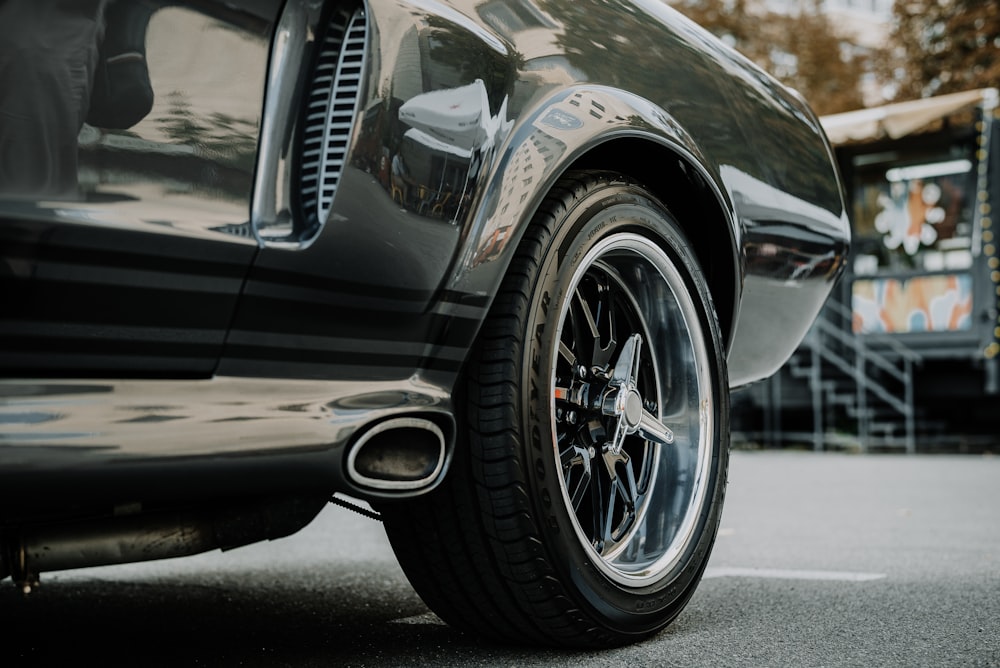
[{"left": 793, "top": 300, "right": 922, "bottom": 453}]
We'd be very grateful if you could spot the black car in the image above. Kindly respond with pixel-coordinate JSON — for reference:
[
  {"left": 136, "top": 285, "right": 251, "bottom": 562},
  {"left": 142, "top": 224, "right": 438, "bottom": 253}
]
[{"left": 0, "top": 0, "right": 849, "bottom": 648}]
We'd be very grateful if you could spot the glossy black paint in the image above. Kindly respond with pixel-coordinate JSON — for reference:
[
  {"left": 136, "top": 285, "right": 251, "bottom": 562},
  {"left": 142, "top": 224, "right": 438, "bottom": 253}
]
[
  {"left": 0, "top": 0, "right": 275, "bottom": 377},
  {"left": 1, "top": 1, "right": 847, "bottom": 520},
  {"left": 222, "top": 0, "right": 848, "bottom": 388}
]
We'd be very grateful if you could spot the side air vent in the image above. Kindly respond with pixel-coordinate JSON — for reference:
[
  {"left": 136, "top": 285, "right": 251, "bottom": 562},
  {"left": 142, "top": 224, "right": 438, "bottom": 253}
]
[{"left": 299, "top": 6, "right": 368, "bottom": 231}]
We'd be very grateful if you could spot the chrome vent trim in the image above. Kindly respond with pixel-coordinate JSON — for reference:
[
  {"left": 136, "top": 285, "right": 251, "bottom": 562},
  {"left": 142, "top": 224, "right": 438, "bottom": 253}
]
[{"left": 300, "top": 7, "right": 368, "bottom": 230}]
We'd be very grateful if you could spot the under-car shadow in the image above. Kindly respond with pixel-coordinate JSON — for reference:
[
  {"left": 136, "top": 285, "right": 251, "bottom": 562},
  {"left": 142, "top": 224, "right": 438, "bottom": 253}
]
[{"left": 0, "top": 565, "right": 630, "bottom": 667}]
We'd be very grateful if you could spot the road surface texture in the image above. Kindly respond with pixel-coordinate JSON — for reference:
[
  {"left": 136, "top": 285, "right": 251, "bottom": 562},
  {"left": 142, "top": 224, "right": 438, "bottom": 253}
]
[{"left": 2, "top": 450, "right": 997, "bottom": 667}]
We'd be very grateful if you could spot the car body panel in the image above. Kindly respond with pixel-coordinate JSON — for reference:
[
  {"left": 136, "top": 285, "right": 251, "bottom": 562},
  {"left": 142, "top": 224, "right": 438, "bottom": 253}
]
[
  {"left": 0, "top": 1, "right": 275, "bottom": 378},
  {"left": 220, "top": 0, "right": 848, "bottom": 387},
  {"left": 0, "top": 377, "right": 450, "bottom": 519},
  {"left": 0, "top": 0, "right": 847, "bottom": 539}
]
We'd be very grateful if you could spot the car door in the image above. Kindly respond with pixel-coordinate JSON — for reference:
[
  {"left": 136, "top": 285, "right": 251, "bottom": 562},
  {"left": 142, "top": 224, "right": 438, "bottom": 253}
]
[{"left": 0, "top": 0, "right": 282, "bottom": 378}]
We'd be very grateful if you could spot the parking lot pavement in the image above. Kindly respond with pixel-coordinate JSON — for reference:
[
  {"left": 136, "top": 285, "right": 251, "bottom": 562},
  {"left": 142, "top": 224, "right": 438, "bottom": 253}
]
[{"left": 2, "top": 450, "right": 998, "bottom": 667}]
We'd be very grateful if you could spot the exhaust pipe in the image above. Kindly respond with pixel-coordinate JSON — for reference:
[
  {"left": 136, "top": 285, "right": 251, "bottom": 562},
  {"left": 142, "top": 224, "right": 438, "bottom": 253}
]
[
  {"left": 346, "top": 417, "right": 446, "bottom": 491},
  {"left": 1, "top": 497, "right": 324, "bottom": 593}
]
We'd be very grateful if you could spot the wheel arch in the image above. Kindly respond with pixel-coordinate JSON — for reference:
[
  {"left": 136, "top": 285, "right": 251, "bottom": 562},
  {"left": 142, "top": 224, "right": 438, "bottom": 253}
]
[
  {"left": 565, "top": 137, "right": 740, "bottom": 352},
  {"left": 452, "top": 87, "right": 743, "bottom": 361}
]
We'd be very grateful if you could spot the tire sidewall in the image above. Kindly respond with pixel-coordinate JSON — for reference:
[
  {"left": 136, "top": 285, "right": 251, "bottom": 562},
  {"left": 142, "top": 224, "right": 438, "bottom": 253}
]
[{"left": 519, "top": 178, "right": 729, "bottom": 634}]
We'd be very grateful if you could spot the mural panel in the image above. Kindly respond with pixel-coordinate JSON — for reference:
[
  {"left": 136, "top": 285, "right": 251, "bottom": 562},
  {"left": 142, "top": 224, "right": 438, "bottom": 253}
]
[{"left": 852, "top": 274, "right": 973, "bottom": 333}]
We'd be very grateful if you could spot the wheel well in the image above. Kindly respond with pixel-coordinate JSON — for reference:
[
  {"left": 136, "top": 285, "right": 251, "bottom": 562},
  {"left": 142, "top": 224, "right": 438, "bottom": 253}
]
[{"left": 568, "top": 138, "right": 738, "bottom": 348}]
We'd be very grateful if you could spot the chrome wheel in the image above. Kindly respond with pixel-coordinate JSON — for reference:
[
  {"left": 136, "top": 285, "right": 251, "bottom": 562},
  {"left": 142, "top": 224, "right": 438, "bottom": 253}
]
[
  {"left": 380, "top": 173, "right": 729, "bottom": 647},
  {"left": 553, "top": 234, "right": 714, "bottom": 586}
]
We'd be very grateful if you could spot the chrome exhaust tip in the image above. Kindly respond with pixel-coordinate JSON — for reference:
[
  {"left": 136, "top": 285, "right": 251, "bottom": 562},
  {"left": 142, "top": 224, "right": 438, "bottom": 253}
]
[{"left": 346, "top": 417, "right": 446, "bottom": 491}]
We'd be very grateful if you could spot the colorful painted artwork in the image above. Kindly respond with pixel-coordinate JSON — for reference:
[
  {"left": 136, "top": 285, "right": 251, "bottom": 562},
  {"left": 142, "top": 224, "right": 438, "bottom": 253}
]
[
  {"left": 873, "top": 179, "right": 948, "bottom": 256},
  {"left": 852, "top": 274, "right": 973, "bottom": 333},
  {"left": 850, "top": 157, "right": 974, "bottom": 275}
]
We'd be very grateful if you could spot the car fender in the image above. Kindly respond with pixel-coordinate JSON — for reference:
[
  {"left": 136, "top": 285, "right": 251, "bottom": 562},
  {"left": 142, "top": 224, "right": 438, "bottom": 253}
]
[{"left": 445, "top": 84, "right": 742, "bottom": 358}]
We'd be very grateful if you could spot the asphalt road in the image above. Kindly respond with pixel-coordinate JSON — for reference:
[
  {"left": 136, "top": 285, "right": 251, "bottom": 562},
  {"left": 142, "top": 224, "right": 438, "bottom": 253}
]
[{"left": 2, "top": 450, "right": 998, "bottom": 667}]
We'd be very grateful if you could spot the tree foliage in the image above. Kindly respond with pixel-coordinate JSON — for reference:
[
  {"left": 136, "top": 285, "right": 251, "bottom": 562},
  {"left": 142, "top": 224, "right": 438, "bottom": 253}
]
[
  {"left": 674, "top": 0, "right": 1000, "bottom": 109},
  {"left": 887, "top": 0, "right": 1000, "bottom": 101},
  {"left": 670, "top": 0, "right": 869, "bottom": 114}
]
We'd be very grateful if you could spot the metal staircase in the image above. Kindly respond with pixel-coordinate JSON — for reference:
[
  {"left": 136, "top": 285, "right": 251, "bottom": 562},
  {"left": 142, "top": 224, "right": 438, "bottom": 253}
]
[{"left": 742, "top": 300, "right": 924, "bottom": 453}]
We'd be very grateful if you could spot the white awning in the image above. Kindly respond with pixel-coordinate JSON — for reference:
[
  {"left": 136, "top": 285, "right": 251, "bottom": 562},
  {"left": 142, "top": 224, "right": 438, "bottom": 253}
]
[{"left": 820, "top": 88, "right": 998, "bottom": 146}]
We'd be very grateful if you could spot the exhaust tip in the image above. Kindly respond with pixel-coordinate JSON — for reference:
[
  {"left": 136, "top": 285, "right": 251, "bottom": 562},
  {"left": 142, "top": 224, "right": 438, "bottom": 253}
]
[{"left": 346, "top": 417, "right": 446, "bottom": 491}]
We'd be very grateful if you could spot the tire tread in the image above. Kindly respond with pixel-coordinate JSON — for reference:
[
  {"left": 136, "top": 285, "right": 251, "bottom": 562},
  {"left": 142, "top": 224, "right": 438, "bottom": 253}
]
[{"left": 380, "top": 171, "right": 722, "bottom": 648}]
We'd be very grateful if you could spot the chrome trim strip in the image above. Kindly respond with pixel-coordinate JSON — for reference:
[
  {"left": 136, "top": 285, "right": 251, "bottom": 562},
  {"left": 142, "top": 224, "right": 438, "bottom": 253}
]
[
  {"left": 251, "top": 0, "right": 310, "bottom": 244},
  {"left": 252, "top": 0, "right": 368, "bottom": 248},
  {"left": 308, "top": 9, "right": 367, "bottom": 227}
]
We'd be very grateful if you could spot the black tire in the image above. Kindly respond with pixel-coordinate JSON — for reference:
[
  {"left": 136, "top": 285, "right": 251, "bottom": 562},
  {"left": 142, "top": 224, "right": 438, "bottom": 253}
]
[{"left": 379, "top": 171, "right": 730, "bottom": 647}]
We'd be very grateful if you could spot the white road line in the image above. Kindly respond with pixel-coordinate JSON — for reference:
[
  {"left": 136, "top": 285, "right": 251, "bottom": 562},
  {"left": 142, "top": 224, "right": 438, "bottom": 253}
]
[
  {"left": 390, "top": 568, "right": 888, "bottom": 625},
  {"left": 704, "top": 567, "right": 887, "bottom": 582},
  {"left": 390, "top": 612, "right": 447, "bottom": 625}
]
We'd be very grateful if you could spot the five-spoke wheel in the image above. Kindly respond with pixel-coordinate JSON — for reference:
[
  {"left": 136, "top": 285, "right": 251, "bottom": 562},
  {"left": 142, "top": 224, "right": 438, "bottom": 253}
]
[
  {"left": 552, "top": 233, "right": 715, "bottom": 587},
  {"left": 380, "top": 172, "right": 729, "bottom": 647}
]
